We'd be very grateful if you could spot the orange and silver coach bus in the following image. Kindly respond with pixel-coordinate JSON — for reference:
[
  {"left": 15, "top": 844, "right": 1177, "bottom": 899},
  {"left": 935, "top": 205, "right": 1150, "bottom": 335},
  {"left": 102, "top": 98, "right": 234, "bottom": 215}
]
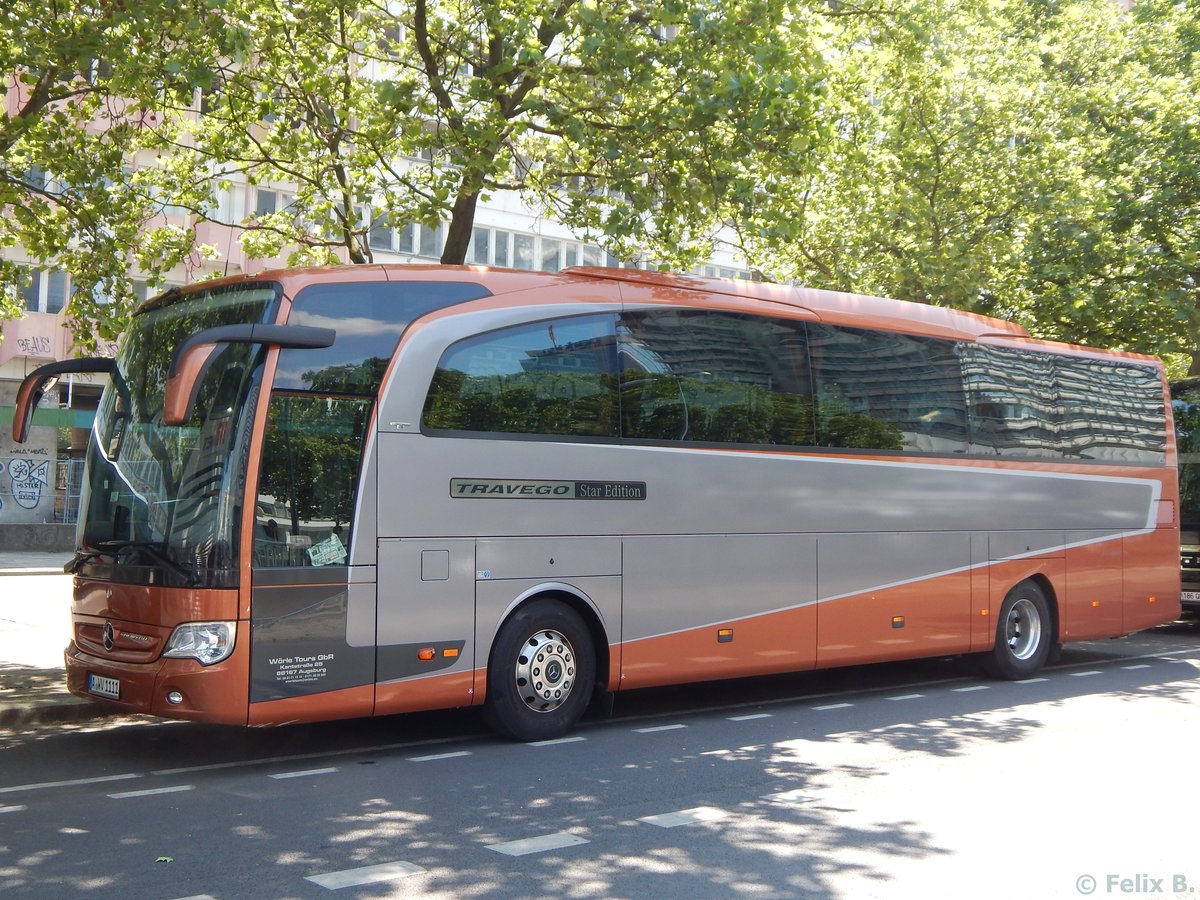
[{"left": 12, "top": 266, "right": 1181, "bottom": 740}]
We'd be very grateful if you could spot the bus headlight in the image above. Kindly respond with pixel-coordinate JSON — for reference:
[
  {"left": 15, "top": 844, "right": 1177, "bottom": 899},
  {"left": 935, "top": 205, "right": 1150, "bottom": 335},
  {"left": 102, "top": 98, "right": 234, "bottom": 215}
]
[{"left": 162, "top": 621, "right": 237, "bottom": 666}]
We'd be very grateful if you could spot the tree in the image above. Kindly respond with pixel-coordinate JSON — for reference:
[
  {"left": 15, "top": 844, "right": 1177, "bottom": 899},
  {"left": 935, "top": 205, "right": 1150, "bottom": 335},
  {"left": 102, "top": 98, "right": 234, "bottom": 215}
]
[
  {"left": 0, "top": 1, "right": 237, "bottom": 346},
  {"left": 734, "top": 0, "right": 1200, "bottom": 364},
  {"left": 150, "top": 0, "right": 830, "bottom": 270},
  {"left": 1024, "top": 0, "right": 1200, "bottom": 368},
  {"left": 735, "top": 1, "right": 1064, "bottom": 312}
]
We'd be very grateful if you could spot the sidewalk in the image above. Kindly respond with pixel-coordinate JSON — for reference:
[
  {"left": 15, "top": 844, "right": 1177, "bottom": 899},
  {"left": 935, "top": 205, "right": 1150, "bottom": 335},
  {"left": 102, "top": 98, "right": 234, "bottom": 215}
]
[{"left": 0, "top": 551, "right": 113, "bottom": 727}]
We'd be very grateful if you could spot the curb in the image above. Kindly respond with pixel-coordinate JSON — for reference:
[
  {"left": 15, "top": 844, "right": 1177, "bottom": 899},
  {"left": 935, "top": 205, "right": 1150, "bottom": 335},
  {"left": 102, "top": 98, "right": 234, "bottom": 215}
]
[{"left": 0, "top": 695, "right": 113, "bottom": 727}]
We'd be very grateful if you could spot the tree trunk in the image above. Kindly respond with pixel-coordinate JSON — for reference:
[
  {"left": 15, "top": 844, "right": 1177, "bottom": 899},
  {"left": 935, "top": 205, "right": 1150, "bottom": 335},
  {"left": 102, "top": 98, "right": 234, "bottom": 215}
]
[{"left": 441, "top": 190, "right": 480, "bottom": 265}]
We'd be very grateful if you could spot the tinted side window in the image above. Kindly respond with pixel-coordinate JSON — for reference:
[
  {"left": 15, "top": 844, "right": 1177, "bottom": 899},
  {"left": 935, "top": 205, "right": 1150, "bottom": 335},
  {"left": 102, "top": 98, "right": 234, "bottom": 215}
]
[
  {"left": 961, "top": 345, "right": 1165, "bottom": 463},
  {"left": 808, "top": 325, "right": 968, "bottom": 454},
  {"left": 618, "top": 311, "right": 813, "bottom": 446},
  {"left": 277, "top": 280, "right": 491, "bottom": 395},
  {"left": 961, "top": 344, "right": 1060, "bottom": 458},
  {"left": 1058, "top": 357, "right": 1164, "bottom": 463},
  {"left": 253, "top": 396, "right": 370, "bottom": 567},
  {"left": 422, "top": 315, "right": 620, "bottom": 437}
]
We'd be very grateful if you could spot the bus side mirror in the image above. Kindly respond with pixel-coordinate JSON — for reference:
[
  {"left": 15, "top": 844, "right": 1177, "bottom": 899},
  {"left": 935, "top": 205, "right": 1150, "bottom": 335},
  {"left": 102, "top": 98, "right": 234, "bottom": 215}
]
[
  {"left": 11, "top": 358, "right": 116, "bottom": 443},
  {"left": 163, "top": 324, "right": 336, "bottom": 426}
]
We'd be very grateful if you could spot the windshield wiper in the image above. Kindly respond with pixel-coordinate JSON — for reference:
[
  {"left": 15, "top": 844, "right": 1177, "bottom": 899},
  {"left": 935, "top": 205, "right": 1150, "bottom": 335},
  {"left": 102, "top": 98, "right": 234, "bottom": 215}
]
[
  {"left": 85, "top": 540, "right": 200, "bottom": 586},
  {"left": 65, "top": 547, "right": 113, "bottom": 574}
]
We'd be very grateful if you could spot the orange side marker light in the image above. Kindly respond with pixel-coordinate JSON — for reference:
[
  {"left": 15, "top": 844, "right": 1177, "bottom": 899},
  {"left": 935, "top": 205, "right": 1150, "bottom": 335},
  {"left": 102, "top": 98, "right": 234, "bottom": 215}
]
[{"left": 417, "top": 647, "right": 436, "bottom": 661}]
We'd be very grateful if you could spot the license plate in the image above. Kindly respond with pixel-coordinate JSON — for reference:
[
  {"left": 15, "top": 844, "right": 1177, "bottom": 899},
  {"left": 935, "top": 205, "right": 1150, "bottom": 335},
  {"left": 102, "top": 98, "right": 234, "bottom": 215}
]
[
  {"left": 1182, "top": 592, "right": 1200, "bottom": 604},
  {"left": 87, "top": 673, "right": 120, "bottom": 700}
]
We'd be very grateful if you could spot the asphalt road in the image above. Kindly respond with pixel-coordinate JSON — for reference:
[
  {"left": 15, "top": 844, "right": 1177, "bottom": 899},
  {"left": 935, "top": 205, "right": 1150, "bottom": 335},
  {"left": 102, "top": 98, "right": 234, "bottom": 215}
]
[{"left": 2, "top": 620, "right": 1199, "bottom": 900}]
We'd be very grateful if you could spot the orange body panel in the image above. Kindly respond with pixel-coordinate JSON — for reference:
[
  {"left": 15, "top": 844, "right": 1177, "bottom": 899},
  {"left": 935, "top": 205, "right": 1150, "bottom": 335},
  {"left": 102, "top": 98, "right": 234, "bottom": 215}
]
[
  {"left": 65, "top": 633, "right": 250, "bottom": 725},
  {"left": 248, "top": 684, "right": 374, "bottom": 726},
  {"left": 374, "top": 670, "right": 478, "bottom": 716},
  {"left": 620, "top": 605, "right": 817, "bottom": 691},
  {"left": 816, "top": 569, "right": 975, "bottom": 668}
]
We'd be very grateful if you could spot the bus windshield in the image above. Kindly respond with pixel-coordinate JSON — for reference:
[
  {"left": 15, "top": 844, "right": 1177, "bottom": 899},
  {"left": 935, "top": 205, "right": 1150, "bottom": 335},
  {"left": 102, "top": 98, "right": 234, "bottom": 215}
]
[{"left": 75, "top": 283, "right": 279, "bottom": 587}]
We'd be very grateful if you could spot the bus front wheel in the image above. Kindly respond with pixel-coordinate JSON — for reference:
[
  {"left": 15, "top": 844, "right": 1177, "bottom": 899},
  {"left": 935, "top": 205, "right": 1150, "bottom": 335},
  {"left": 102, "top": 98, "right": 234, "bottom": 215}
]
[
  {"left": 980, "top": 580, "right": 1053, "bottom": 680},
  {"left": 483, "top": 599, "right": 595, "bottom": 742}
]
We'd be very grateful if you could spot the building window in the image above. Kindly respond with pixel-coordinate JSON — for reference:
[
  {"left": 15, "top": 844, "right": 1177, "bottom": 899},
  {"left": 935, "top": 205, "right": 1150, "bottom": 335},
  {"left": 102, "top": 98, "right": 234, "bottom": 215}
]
[
  {"left": 418, "top": 222, "right": 443, "bottom": 259},
  {"left": 19, "top": 268, "right": 41, "bottom": 312},
  {"left": 369, "top": 215, "right": 395, "bottom": 251},
  {"left": 513, "top": 233, "right": 535, "bottom": 270},
  {"left": 494, "top": 229, "right": 511, "bottom": 267},
  {"left": 255, "top": 189, "right": 279, "bottom": 217},
  {"left": 469, "top": 227, "right": 490, "bottom": 265},
  {"left": 46, "top": 270, "right": 68, "bottom": 313},
  {"left": 541, "top": 238, "right": 562, "bottom": 272}
]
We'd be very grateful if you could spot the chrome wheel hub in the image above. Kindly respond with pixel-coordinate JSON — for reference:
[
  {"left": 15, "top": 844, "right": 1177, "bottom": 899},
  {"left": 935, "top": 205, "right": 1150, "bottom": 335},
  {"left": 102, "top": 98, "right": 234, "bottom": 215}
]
[
  {"left": 514, "top": 629, "right": 576, "bottom": 713},
  {"left": 1005, "top": 597, "right": 1042, "bottom": 661}
]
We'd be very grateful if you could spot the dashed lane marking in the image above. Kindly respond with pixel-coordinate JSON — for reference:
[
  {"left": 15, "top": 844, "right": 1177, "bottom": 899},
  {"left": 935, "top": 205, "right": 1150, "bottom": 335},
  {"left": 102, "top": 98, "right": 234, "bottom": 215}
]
[
  {"left": 528, "top": 736, "right": 587, "bottom": 747},
  {"left": 407, "top": 751, "right": 472, "bottom": 762},
  {"left": 763, "top": 789, "right": 810, "bottom": 806},
  {"left": 487, "top": 832, "right": 589, "bottom": 856},
  {"left": 0, "top": 773, "right": 140, "bottom": 795},
  {"left": 811, "top": 702, "right": 853, "bottom": 711},
  {"left": 952, "top": 685, "right": 990, "bottom": 693},
  {"left": 107, "top": 785, "right": 195, "bottom": 800},
  {"left": 305, "top": 860, "right": 425, "bottom": 890},
  {"left": 727, "top": 713, "right": 773, "bottom": 721},
  {"left": 634, "top": 724, "right": 687, "bottom": 733},
  {"left": 269, "top": 767, "right": 339, "bottom": 780},
  {"left": 639, "top": 806, "right": 728, "bottom": 828}
]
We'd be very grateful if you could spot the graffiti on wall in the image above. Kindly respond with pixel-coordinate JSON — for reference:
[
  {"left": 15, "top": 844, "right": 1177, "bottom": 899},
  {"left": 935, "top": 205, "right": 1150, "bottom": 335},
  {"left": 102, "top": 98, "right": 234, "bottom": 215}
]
[{"left": 9, "top": 459, "right": 50, "bottom": 509}]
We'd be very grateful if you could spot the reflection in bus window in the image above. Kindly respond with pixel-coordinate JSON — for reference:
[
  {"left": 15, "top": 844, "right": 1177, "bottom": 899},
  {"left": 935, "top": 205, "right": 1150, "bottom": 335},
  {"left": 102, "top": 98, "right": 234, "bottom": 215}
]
[
  {"left": 808, "top": 325, "right": 965, "bottom": 454},
  {"left": 423, "top": 315, "right": 620, "bottom": 437},
  {"left": 253, "top": 395, "right": 370, "bottom": 567}
]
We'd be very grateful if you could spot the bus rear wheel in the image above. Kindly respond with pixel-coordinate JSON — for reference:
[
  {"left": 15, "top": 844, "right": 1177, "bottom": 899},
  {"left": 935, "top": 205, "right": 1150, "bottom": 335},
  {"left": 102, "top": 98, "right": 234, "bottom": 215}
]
[
  {"left": 483, "top": 599, "right": 595, "bottom": 742},
  {"left": 980, "top": 580, "right": 1052, "bottom": 680}
]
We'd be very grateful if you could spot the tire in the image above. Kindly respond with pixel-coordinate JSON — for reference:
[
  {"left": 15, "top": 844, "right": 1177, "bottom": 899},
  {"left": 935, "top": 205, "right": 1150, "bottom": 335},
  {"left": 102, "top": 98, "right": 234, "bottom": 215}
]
[
  {"left": 980, "top": 580, "right": 1053, "bottom": 680},
  {"left": 483, "top": 599, "right": 595, "bottom": 742}
]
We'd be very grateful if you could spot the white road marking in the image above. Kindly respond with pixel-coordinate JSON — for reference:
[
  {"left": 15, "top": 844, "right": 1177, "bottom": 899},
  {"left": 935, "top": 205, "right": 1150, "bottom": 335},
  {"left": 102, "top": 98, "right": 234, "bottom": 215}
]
[
  {"left": 1016, "top": 677, "right": 1048, "bottom": 684},
  {"left": 268, "top": 767, "right": 338, "bottom": 780},
  {"left": 811, "top": 702, "right": 853, "bottom": 711},
  {"left": 0, "top": 804, "right": 28, "bottom": 814},
  {"left": 639, "top": 806, "right": 728, "bottom": 828},
  {"left": 107, "top": 785, "right": 195, "bottom": 800},
  {"left": 407, "top": 751, "right": 472, "bottom": 762},
  {"left": 1070, "top": 671, "right": 1103, "bottom": 677},
  {"left": 0, "top": 772, "right": 141, "bottom": 795},
  {"left": 487, "top": 832, "right": 589, "bottom": 856},
  {"left": 528, "top": 736, "right": 587, "bottom": 747},
  {"left": 1122, "top": 664, "right": 1152, "bottom": 670},
  {"left": 764, "top": 789, "right": 810, "bottom": 805},
  {"left": 634, "top": 724, "right": 687, "bottom": 733},
  {"left": 727, "top": 713, "right": 773, "bottom": 721},
  {"left": 305, "top": 860, "right": 425, "bottom": 889},
  {"left": 887, "top": 693, "right": 924, "bottom": 701},
  {"left": 952, "top": 685, "right": 990, "bottom": 693}
]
